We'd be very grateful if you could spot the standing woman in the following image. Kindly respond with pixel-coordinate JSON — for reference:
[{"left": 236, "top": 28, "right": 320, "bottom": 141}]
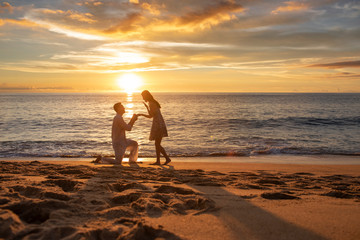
[{"left": 138, "top": 90, "right": 171, "bottom": 165}]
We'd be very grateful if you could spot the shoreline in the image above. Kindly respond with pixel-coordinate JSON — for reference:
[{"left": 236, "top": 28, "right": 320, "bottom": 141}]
[
  {"left": 0, "top": 158, "right": 359, "bottom": 239},
  {"left": 1, "top": 154, "right": 360, "bottom": 165}
]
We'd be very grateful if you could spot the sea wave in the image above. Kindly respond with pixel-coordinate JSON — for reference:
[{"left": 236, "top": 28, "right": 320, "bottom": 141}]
[
  {"left": 225, "top": 116, "right": 360, "bottom": 128},
  {"left": 1, "top": 93, "right": 360, "bottom": 160},
  {"left": 1, "top": 141, "right": 359, "bottom": 158}
]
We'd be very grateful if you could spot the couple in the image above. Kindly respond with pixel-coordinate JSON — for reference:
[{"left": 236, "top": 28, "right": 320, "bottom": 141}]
[{"left": 95, "top": 90, "right": 171, "bottom": 165}]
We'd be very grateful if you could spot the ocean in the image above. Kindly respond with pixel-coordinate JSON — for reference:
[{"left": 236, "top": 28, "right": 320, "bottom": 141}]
[{"left": 1, "top": 93, "right": 360, "bottom": 159}]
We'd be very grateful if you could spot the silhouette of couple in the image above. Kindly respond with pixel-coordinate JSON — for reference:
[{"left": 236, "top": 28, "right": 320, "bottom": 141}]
[{"left": 94, "top": 90, "right": 171, "bottom": 165}]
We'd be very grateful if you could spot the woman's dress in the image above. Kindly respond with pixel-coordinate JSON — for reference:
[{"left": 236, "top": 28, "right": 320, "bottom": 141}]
[{"left": 149, "top": 101, "right": 168, "bottom": 141}]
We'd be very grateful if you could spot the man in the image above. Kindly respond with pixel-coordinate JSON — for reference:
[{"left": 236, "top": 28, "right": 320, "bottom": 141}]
[{"left": 94, "top": 102, "right": 138, "bottom": 164}]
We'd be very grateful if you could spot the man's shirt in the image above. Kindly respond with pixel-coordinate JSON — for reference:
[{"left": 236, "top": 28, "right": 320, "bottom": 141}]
[{"left": 111, "top": 114, "right": 132, "bottom": 145}]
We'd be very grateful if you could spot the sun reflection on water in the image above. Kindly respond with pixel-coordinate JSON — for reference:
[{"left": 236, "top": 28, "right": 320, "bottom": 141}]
[{"left": 124, "top": 93, "right": 134, "bottom": 118}]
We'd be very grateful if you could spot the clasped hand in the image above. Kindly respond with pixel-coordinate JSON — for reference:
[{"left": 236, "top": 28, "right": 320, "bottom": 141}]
[
  {"left": 131, "top": 102, "right": 149, "bottom": 120},
  {"left": 131, "top": 114, "right": 138, "bottom": 121}
]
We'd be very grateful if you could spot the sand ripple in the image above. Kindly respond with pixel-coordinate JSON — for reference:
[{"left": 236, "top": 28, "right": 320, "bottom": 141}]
[{"left": 0, "top": 161, "right": 359, "bottom": 239}]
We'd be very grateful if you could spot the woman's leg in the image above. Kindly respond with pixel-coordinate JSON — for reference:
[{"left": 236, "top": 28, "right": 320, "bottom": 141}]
[
  {"left": 149, "top": 138, "right": 161, "bottom": 165},
  {"left": 151, "top": 137, "right": 171, "bottom": 165},
  {"left": 154, "top": 138, "right": 161, "bottom": 164},
  {"left": 157, "top": 137, "right": 171, "bottom": 165}
]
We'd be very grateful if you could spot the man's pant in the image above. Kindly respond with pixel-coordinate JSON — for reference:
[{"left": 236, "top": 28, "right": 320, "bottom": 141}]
[{"left": 113, "top": 139, "right": 138, "bottom": 163}]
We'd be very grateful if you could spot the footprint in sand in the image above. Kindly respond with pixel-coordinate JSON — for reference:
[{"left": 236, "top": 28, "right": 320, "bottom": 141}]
[
  {"left": 42, "top": 179, "right": 82, "bottom": 192},
  {"left": 5, "top": 200, "right": 71, "bottom": 224},
  {"left": 261, "top": 192, "right": 300, "bottom": 200}
]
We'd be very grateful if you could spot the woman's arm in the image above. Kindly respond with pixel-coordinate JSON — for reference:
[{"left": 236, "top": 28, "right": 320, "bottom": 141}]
[
  {"left": 137, "top": 113, "right": 152, "bottom": 118},
  {"left": 138, "top": 102, "right": 153, "bottom": 118}
]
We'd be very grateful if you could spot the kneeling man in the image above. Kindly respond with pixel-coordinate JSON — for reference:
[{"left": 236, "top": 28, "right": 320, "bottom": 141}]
[{"left": 95, "top": 102, "right": 138, "bottom": 164}]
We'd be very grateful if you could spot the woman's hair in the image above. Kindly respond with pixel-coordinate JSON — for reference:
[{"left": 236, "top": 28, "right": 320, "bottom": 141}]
[{"left": 141, "top": 90, "right": 161, "bottom": 108}]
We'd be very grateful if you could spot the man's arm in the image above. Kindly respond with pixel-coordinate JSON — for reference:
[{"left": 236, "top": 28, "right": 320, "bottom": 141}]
[
  {"left": 117, "top": 115, "right": 137, "bottom": 131},
  {"left": 127, "top": 114, "right": 138, "bottom": 129}
]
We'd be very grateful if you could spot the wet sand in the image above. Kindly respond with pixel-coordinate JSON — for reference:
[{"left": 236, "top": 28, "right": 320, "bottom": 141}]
[{"left": 0, "top": 158, "right": 359, "bottom": 240}]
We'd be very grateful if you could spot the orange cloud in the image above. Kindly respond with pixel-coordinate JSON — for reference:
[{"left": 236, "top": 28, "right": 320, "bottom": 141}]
[
  {"left": 79, "top": 1, "right": 104, "bottom": 7},
  {"left": 103, "top": 1, "right": 244, "bottom": 35},
  {"left": 176, "top": 1, "right": 244, "bottom": 27},
  {"left": 141, "top": 3, "right": 162, "bottom": 16},
  {"left": 36, "top": 9, "right": 96, "bottom": 23},
  {"left": 144, "top": 0, "right": 244, "bottom": 33},
  {"left": 19, "top": 7, "right": 104, "bottom": 39},
  {"left": 272, "top": 1, "right": 308, "bottom": 14},
  {"left": 0, "top": 1, "right": 13, "bottom": 13},
  {"left": 40, "top": 9, "right": 63, "bottom": 15},
  {"left": 67, "top": 12, "right": 95, "bottom": 23},
  {"left": 309, "top": 60, "right": 360, "bottom": 69},
  {"left": 93, "top": 1, "right": 103, "bottom": 6},
  {"left": 0, "top": 18, "right": 39, "bottom": 27},
  {"left": 10, "top": 1, "right": 244, "bottom": 39},
  {"left": 103, "top": 13, "right": 143, "bottom": 34}
]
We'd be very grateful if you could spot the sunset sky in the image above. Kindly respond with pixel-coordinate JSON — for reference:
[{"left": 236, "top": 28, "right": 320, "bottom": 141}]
[{"left": 0, "top": 0, "right": 359, "bottom": 92}]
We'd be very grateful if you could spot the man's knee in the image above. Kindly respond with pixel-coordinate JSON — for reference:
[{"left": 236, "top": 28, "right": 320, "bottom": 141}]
[{"left": 128, "top": 140, "right": 138, "bottom": 147}]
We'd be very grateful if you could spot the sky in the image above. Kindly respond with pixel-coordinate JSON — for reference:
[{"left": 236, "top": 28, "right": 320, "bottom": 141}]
[{"left": 0, "top": 0, "right": 359, "bottom": 92}]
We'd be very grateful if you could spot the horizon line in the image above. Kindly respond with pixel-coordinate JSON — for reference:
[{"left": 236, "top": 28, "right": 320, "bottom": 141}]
[{"left": 1, "top": 91, "right": 360, "bottom": 94}]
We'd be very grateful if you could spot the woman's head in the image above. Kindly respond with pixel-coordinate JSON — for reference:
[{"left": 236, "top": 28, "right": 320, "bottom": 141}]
[
  {"left": 141, "top": 90, "right": 161, "bottom": 108},
  {"left": 141, "top": 90, "right": 153, "bottom": 102}
]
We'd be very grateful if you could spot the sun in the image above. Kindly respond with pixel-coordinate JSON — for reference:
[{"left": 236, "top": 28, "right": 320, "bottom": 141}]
[{"left": 117, "top": 73, "right": 143, "bottom": 93}]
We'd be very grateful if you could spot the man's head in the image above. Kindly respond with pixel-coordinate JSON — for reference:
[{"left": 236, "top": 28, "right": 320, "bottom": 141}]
[{"left": 113, "top": 102, "right": 125, "bottom": 115}]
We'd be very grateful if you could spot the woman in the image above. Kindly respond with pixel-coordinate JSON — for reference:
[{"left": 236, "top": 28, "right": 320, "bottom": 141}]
[{"left": 138, "top": 90, "right": 171, "bottom": 165}]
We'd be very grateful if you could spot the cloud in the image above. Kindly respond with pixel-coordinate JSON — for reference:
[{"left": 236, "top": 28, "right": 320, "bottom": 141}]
[
  {"left": 333, "top": 72, "right": 360, "bottom": 78},
  {"left": 0, "top": 86, "right": 73, "bottom": 91},
  {"left": 34, "top": 9, "right": 96, "bottom": 23},
  {"left": 0, "top": 60, "right": 80, "bottom": 73},
  {"left": 1, "top": 0, "right": 359, "bottom": 91},
  {"left": 26, "top": 8, "right": 97, "bottom": 26},
  {"left": 46, "top": 23, "right": 107, "bottom": 40},
  {"left": 309, "top": 60, "right": 360, "bottom": 69},
  {"left": 141, "top": 2, "right": 162, "bottom": 16},
  {"left": 103, "top": 12, "right": 143, "bottom": 33},
  {"left": 0, "top": 18, "right": 39, "bottom": 27},
  {"left": 314, "top": 71, "right": 360, "bottom": 81},
  {"left": 272, "top": 1, "right": 309, "bottom": 14},
  {"left": 0, "top": 40, "right": 234, "bottom": 73},
  {"left": 334, "top": 2, "right": 360, "bottom": 11},
  {"left": 101, "top": 0, "right": 244, "bottom": 34},
  {"left": 68, "top": 12, "right": 96, "bottom": 23},
  {"left": 0, "top": 83, "right": 73, "bottom": 91},
  {"left": 175, "top": 0, "right": 244, "bottom": 27},
  {"left": 10, "top": 0, "right": 245, "bottom": 39},
  {"left": 0, "top": 2, "right": 13, "bottom": 14},
  {"left": 6, "top": 0, "right": 321, "bottom": 42},
  {"left": 333, "top": 2, "right": 360, "bottom": 18},
  {"left": 23, "top": 8, "right": 108, "bottom": 40},
  {"left": 20, "top": 2, "right": 142, "bottom": 38},
  {"left": 77, "top": 1, "right": 104, "bottom": 7}
]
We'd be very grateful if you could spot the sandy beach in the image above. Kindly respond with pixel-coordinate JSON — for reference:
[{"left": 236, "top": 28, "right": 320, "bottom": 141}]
[{"left": 0, "top": 158, "right": 359, "bottom": 240}]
